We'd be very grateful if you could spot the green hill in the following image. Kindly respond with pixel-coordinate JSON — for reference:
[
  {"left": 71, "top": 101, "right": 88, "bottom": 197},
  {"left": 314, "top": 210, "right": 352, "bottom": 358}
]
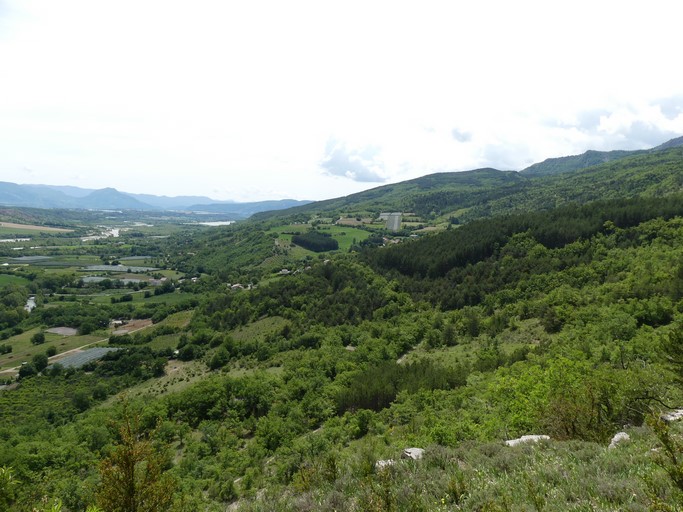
[
  {"left": 167, "top": 147, "right": 683, "bottom": 283},
  {"left": 254, "top": 146, "right": 683, "bottom": 226},
  {"left": 520, "top": 148, "right": 645, "bottom": 176},
  {"left": 460, "top": 146, "right": 683, "bottom": 222},
  {"left": 253, "top": 167, "right": 526, "bottom": 221}
]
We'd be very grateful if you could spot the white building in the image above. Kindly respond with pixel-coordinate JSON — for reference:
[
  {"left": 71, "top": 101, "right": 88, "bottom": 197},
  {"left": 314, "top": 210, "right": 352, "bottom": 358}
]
[{"left": 385, "top": 213, "right": 402, "bottom": 232}]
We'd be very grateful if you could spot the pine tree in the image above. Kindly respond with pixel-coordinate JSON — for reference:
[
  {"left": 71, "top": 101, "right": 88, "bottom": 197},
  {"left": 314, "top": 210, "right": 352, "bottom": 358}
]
[{"left": 96, "top": 404, "right": 175, "bottom": 512}]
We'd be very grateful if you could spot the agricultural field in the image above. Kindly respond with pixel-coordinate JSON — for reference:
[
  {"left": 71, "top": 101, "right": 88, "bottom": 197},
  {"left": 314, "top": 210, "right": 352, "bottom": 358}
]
[
  {"left": 314, "top": 224, "right": 372, "bottom": 250},
  {"left": 269, "top": 222, "right": 371, "bottom": 251},
  {"left": 88, "top": 290, "right": 147, "bottom": 305},
  {"left": 0, "top": 209, "right": 194, "bottom": 380},
  {"left": 0, "top": 328, "right": 107, "bottom": 372},
  {"left": 231, "top": 315, "right": 288, "bottom": 343},
  {"left": 51, "top": 347, "right": 121, "bottom": 369},
  {"left": 156, "top": 310, "right": 194, "bottom": 329},
  {"left": 0, "top": 221, "right": 73, "bottom": 233},
  {"left": 266, "top": 222, "right": 310, "bottom": 236},
  {"left": 136, "top": 291, "right": 197, "bottom": 305},
  {"left": 0, "top": 274, "right": 29, "bottom": 287},
  {"left": 146, "top": 333, "right": 182, "bottom": 351},
  {"left": 117, "top": 359, "right": 209, "bottom": 401}
]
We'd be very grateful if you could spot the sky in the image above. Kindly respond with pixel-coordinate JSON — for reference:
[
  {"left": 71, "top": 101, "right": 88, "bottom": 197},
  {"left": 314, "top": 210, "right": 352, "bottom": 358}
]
[{"left": 1, "top": 1, "right": 682, "bottom": 202}]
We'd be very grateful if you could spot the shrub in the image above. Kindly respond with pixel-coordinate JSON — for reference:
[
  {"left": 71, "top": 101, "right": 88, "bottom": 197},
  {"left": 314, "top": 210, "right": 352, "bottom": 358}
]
[
  {"left": 32, "top": 353, "right": 48, "bottom": 372},
  {"left": 31, "top": 331, "right": 46, "bottom": 345}
]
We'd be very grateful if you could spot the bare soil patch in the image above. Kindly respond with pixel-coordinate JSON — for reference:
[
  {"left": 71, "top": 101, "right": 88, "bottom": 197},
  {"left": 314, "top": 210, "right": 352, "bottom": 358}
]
[
  {"left": 46, "top": 327, "right": 78, "bottom": 336},
  {"left": 0, "top": 222, "right": 72, "bottom": 232},
  {"left": 112, "top": 318, "right": 153, "bottom": 334}
]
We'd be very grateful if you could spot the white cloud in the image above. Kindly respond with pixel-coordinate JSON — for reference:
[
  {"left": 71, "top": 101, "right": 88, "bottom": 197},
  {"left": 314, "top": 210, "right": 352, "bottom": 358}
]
[
  {"left": 321, "top": 138, "right": 386, "bottom": 183},
  {"left": 0, "top": 1, "right": 681, "bottom": 200}
]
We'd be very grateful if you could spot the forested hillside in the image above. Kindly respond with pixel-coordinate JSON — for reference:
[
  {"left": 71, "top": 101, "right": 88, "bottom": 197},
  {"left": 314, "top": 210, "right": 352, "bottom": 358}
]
[
  {"left": 253, "top": 167, "right": 526, "bottom": 221},
  {"left": 2, "top": 149, "right": 683, "bottom": 511},
  {"left": 518, "top": 135, "right": 683, "bottom": 176},
  {"left": 520, "top": 148, "right": 644, "bottom": 176},
  {"left": 254, "top": 146, "right": 683, "bottom": 226},
  {"left": 463, "top": 147, "right": 683, "bottom": 222}
]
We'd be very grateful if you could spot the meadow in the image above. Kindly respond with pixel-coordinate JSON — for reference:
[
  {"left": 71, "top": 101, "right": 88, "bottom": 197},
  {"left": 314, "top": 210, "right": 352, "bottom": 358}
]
[{"left": 268, "top": 223, "right": 371, "bottom": 252}]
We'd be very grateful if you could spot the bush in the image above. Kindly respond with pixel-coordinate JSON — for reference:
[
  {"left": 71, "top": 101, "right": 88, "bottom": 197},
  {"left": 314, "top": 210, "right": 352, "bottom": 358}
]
[
  {"left": 209, "top": 347, "right": 230, "bottom": 370},
  {"left": 18, "top": 363, "right": 37, "bottom": 379},
  {"left": 31, "top": 332, "right": 46, "bottom": 345},
  {"left": 78, "top": 320, "right": 97, "bottom": 335},
  {"left": 32, "top": 353, "right": 48, "bottom": 372},
  {"left": 178, "top": 344, "right": 203, "bottom": 361},
  {"left": 92, "top": 383, "right": 109, "bottom": 401},
  {"left": 72, "top": 391, "right": 91, "bottom": 412}
]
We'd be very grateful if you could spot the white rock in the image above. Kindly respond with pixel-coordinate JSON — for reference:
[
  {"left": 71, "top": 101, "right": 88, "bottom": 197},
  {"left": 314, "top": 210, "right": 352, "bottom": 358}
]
[
  {"left": 661, "top": 409, "right": 683, "bottom": 422},
  {"left": 375, "top": 459, "right": 395, "bottom": 470},
  {"left": 505, "top": 435, "right": 550, "bottom": 447},
  {"left": 401, "top": 447, "right": 425, "bottom": 460},
  {"left": 608, "top": 432, "right": 630, "bottom": 449}
]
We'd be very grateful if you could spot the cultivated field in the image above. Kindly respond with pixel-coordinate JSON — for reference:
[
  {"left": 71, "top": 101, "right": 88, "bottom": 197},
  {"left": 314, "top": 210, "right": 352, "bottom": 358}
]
[
  {"left": 0, "top": 328, "right": 106, "bottom": 372},
  {"left": 268, "top": 223, "right": 371, "bottom": 252},
  {"left": 0, "top": 274, "right": 30, "bottom": 288},
  {"left": 0, "top": 222, "right": 73, "bottom": 233}
]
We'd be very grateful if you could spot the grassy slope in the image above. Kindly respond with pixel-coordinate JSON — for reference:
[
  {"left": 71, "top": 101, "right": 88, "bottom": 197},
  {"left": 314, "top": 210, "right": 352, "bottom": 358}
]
[{"left": 239, "top": 428, "right": 676, "bottom": 511}]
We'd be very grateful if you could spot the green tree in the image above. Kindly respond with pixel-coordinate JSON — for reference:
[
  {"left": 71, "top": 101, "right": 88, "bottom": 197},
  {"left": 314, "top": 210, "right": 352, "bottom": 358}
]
[
  {"left": 649, "top": 414, "right": 683, "bottom": 504},
  {"left": 0, "top": 466, "right": 17, "bottom": 510},
  {"left": 18, "top": 362, "right": 37, "bottom": 379},
  {"left": 79, "top": 320, "right": 97, "bottom": 335},
  {"left": 32, "top": 352, "right": 49, "bottom": 372},
  {"left": 72, "top": 391, "right": 91, "bottom": 412},
  {"left": 209, "top": 346, "right": 230, "bottom": 370},
  {"left": 96, "top": 405, "right": 175, "bottom": 512},
  {"left": 31, "top": 331, "right": 46, "bottom": 345}
]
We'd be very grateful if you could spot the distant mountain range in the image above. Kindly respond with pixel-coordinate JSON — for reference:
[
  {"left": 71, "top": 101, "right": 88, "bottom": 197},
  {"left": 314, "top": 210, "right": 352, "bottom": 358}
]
[{"left": 0, "top": 183, "right": 311, "bottom": 218}]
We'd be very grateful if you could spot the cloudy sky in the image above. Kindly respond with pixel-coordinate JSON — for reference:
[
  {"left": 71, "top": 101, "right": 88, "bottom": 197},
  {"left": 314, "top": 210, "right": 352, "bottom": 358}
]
[{"left": 1, "top": 1, "right": 682, "bottom": 202}]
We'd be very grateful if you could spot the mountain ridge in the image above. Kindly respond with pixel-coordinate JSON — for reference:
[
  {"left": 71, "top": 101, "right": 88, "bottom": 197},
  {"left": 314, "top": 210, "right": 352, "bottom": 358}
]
[
  {"left": 0, "top": 182, "right": 311, "bottom": 217},
  {"left": 253, "top": 138, "right": 683, "bottom": 223},
  {"left": 520, "top": 135, "right": 683, "bottom": 176}
]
